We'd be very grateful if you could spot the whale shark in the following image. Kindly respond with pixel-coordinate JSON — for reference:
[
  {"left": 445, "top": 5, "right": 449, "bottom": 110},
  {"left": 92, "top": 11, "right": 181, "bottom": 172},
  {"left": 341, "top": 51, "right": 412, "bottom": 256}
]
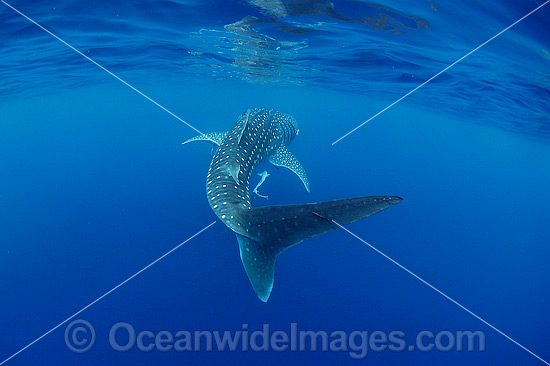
[{"left": 183, "top": 108, "right": 402, "bottom": 301}]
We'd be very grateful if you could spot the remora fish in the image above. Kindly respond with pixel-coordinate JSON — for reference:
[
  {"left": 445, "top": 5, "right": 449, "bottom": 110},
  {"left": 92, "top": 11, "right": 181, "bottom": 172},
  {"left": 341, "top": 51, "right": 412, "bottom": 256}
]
[
  {"left": 183, "top": 108, "right": 401, "bottom": 301},
  {"left": 252, "top": 171, "right": 270, "bottom": 199}
]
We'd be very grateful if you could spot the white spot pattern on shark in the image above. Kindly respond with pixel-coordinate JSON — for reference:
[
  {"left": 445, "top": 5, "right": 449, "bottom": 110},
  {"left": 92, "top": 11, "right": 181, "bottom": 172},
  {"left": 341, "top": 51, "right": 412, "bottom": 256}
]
[{"left": 184, "top": 108, "right": 402, "bottom": 302}]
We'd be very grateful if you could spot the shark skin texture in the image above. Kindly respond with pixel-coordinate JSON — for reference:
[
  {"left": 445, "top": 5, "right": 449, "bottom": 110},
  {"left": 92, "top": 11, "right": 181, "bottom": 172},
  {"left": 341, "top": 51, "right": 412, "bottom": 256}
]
[{"left": 183, "top": 108, "right": 402, "bottom": 302}]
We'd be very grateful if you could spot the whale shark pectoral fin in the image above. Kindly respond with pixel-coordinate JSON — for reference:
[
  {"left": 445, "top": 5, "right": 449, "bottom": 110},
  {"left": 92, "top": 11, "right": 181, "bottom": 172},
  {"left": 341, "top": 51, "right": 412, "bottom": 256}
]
[
  {"left": 269, "top": 146, "right": 310, "bottom": 192},
  {"left": 182, "top": 132, "right": 228, "bottom": 146},
  {"left": 236, "top": 233, "right": 276, "bottom": 302}
]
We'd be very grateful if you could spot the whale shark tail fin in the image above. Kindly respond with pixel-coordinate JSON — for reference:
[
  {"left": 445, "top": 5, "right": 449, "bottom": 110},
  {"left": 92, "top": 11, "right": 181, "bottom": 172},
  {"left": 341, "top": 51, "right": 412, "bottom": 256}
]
[{"left": 237, "top": 196, "right": 402, "bottom": 302}]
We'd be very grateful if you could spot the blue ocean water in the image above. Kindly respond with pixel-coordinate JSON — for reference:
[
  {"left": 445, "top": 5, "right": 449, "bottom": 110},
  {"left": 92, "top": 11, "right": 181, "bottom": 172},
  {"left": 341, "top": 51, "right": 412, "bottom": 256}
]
[{"left": 1, "top": 0, "right": 549, "bottom": 365}]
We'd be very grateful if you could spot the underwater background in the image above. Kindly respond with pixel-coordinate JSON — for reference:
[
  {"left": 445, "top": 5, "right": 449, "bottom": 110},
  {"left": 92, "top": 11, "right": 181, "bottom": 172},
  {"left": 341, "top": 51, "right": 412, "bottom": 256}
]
[{"left": 1, "top": 0, "right": 549, "bottom": 365}]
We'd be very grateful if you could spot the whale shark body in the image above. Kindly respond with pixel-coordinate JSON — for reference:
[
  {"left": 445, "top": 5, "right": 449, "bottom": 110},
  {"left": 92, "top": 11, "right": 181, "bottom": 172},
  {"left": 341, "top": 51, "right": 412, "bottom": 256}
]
[{"left": 184, "top": 108, "right": 401, "bottom": 301}]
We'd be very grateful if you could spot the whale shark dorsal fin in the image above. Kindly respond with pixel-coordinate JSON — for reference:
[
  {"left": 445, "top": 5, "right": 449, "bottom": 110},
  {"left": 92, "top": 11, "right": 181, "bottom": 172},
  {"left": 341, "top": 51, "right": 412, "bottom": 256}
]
[
  {"left": 237, "top": 109, "right": 251, "bottom": 144},
  {"left": 182, "top": 132, "right": 228, "bottom": 146},
  {"left": 269, "top": 146, "right": 310, "bottom": 192}
]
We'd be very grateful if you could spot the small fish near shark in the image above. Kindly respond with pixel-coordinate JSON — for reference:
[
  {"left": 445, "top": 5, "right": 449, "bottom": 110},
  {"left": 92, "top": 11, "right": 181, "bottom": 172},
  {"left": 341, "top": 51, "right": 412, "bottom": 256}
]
[
  {"left": 253, "top": 171, "right": 270, "bottom": 199},
  {"left": 183, "top": 108, "right": 402, "bottom": 302}
]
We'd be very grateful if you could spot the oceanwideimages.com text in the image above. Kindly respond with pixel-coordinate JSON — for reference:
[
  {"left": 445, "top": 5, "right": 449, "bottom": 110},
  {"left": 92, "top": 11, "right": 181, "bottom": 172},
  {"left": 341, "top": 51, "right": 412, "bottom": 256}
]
[{"left": 65, "top": 320, "right": 486, "bottom": 359}]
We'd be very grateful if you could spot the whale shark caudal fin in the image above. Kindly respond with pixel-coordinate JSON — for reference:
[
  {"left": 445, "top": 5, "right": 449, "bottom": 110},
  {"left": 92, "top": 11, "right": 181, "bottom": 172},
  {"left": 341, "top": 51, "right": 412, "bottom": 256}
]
[{"left": 237, "top": 195, "right": 402, "bottom": 301}]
